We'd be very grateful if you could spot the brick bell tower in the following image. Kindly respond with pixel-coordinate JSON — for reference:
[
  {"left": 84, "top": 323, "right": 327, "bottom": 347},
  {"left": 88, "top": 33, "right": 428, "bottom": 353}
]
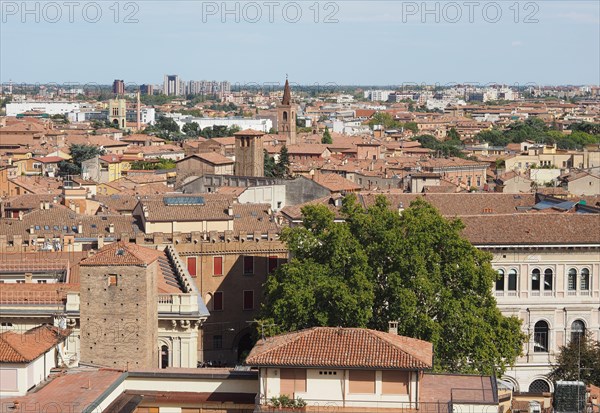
[
  {"left": 234, "top": 129, "right": 265, "bottom": 177},
  {"left": 277, "top": 77, "right": 297, "bottom": 145}
]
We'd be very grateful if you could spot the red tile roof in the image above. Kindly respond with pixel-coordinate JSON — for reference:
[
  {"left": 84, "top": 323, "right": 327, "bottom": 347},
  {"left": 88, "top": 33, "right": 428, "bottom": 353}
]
[
  {"left": 80, "top": 241, "right": 161, "bottom": 267},
  {"left": 246, "top": 327, "right": 433, "bottom": 369},
  {"left": 0, "top": 325, "right": 71, "bottom": 363}
]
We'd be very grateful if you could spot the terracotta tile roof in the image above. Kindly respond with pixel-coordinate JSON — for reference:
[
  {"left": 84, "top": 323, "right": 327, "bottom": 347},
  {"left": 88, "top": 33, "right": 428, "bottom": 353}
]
[
  {"left": 234, "top": 129, "right": 265, "bottom": 136},
  {"left": 0, "top": 325, "right": 71, "bottom": 363},
  {"left": 6, "top": 368, "right": 125, "bottom": 407},
  {"left": 188, "top": 152, "right": 234, "bottom": 165},
  {"left": 246, "top": 327, "right": 433, "bottom": 369},
  {"left": 420, "top": 373, "right": 496, "bottom": 404},
  {"left": 0, "top": 283, "right": 79, "bottom": 304},
  {"left": 460, "top": 213, "right": 600, "bottom": 245},
  {"left": 139, "top": 195, "right": 233, "bottom": 222},
  {"left": 310, "top": 172, "right": 362, "bottom": 193},
  {"left": 80, "top": 241, "right": 161, "bottom": 267}
]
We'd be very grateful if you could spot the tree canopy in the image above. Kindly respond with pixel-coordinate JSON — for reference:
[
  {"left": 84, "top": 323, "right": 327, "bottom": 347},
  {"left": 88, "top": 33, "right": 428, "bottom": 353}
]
[
  {"left": 260, "top": 195, "right": 526, "bottom": 375},
  {"left": 321, "top": 127, "right": 332, "bottom": 144},
  {"left": 548, "top": 331, "right": 600, "bottom": 387},
  {"left": 58, "top": 144, "right": 105, "bottom": 176}
]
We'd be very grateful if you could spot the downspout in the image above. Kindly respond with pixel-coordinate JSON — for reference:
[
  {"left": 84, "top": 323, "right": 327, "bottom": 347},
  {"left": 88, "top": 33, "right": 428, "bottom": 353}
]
[{"left": 416, "top": 371, "right": 420, "bottom": 410}]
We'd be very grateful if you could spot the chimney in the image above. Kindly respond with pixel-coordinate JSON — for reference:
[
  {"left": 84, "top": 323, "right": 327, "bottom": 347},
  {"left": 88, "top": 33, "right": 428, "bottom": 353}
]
[
  {"left": 388, "top": 321, "right": 398, "bottom": 335},
  {"left": 44, "top": 201, "right": 50, "bottom": 209},
  {"left": 40, "top": 201, "right": 45, "bottom": 210},
  {"left": 30, "top": 225, "right": 35, "bottom": 234},
  {"left": 109, "top": 223, "right": 115, "bottom": 234},
  {"left": 77, "top": 221, "right": 83, "bottom": 234},
  {"left": 227, "top": 205, "right": 233, "bottom": 216}
]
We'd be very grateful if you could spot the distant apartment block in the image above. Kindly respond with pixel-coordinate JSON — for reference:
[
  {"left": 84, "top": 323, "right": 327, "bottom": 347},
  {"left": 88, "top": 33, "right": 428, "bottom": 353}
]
[
  {"left": 140, "top": 84, "right": 154, "bottom": 96},
  {"left": 163, "top": 74, "right": 180, "bottom": 96},
  {"left": 112, "top": 79, "right": 125, "bottom": 95},
  {"left": 6, "top": 102, "right": 81, "bottom": 117}
]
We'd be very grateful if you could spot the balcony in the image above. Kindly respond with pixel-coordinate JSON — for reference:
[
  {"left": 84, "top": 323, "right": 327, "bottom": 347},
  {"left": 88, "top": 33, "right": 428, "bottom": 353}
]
[{"left": 158, "top": 293, "right": 200, "bottom": 315}]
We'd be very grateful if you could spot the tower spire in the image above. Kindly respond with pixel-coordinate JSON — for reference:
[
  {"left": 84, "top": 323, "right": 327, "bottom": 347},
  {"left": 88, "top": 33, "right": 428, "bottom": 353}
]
[{"left": 282, "top": 78, "right": 291, "bottom": 105}]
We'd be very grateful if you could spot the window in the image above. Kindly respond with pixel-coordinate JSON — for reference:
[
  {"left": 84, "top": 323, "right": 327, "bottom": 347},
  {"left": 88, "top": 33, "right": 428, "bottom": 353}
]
[
  {"left": 213, "top": 335, "right": 223, "bottom": 349},
  {"left": 213, "top": 291, "right": 223, "bottom": 311},
  {"left": 243, "top": 256, "right": 254, "bottom": 275},
  {"left": 37, "top": 280, "right": 47, "bottom": 284},
  {"left": 580, "top": 268, "right": 590, "bottom": 291},
  {"left": 268, "top": 256, "right": 278, "bottom": 273},
  {"left": 108, "top": 274, "right": 117, "bottom": 287},
  {"left": 508, "top": 269, "right": 517, "bottom": 291},
  {"left": 495, "top": 269, "right": 505, "bottom": 291},
  {"left": 187, "top": 257, "right": 197, "bottom": 277},
  {"left": 160, "top": 345, "right": 169, "bottom": 369},
  {"left": 349, "top": 370, "right": 376, "bottom": 394},
  {"left": 16, "top": 280, "right": 25, "bottom": 284},
  {"left": 568, "top": 268, "right": 577, "bottom": 290},
  {"left": 243, "top": 290, "right": 254, "bottom": 310},
  {"left": 382, "top": 371, "right": 409, "bottom": 395},
  {"left": 533, "top": 320, "right": 549, "bottom": 353},
  {"left": 528, "top": 379, "right": 550, "bottom": 394},
  {"left": 571, "top": 320, "right": 585, "bottom": 343},
  {"left": 213, "top": 256, "right": 223, "bottom": 276},
  {"left": 544, "top": 269, "right": 553, "bottom": 291},
  {"left": 531, "top": 269, "right": 541, "bottom": 291},
  {"left": 280, "top": 369, "right": 306, "bottom": 396}
]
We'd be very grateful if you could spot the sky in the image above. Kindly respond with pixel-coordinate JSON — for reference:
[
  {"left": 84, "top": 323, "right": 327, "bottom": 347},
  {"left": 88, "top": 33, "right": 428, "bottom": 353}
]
[{"left": 1, "top": 0, "right": 599, "bottom": 86}]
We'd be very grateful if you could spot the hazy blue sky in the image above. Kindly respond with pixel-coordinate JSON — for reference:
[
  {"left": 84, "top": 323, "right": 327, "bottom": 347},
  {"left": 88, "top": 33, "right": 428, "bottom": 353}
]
[{"left": 1, "top": 1, "right": 599, "bottom": 86}]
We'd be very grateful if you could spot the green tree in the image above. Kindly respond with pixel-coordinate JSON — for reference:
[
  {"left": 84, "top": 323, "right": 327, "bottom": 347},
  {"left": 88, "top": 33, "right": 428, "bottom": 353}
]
[
  {"left": 274, "top": 145, "right": 290, "bottom": 178},
  {"left": 321, "top": 127, "right": 333, "bottom": 144},
  {"left": 368, "top": 112, "right": 401, "bottom": 130},
  {"left": 447, "top": 127, "right": 460, "bottom": 141},
  {"left": 261, "top": 205, "right": 374, "bottom": 333},
  {"left": 58, "top": 144, "right": 105, "bottom": 176},
  {"left": 264, "top": 150, "right": 277, "bottom": 178},
  {"left": 403, "top": 122, "right": 418, "bottom": 133},
  {"left": 182, "top": 122, "right": 200, "bottom": 137},
  {"left": 260, "top": 195, "right": 527, "bottom": 375},
  {"left": 548, "top": 331, "right": 600, "bottom": 386}
]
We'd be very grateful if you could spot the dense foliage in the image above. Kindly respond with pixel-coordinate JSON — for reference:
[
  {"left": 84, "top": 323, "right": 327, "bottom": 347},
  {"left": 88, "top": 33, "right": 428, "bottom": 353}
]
[
  {"left": 130, "top": 159, "right": 176, "bottom": 170},
  {"left": 412, "top": 134, "right": 466, "bottom": 158},
  {"left": 58, "top": 144, "right": 105, "bottom": 176},
  {"left": 321, "top": 127, "right": 332, "bottom": 144},
  {"left": 548, "top": 332, "right": 600, "bottom": 386},
  {"left": 264, "top": 146, "right": 290, "bottom": 178},
  {"left": 475, "top": 118, "right": 600, "bottom": 149},
  {"left": 260, "top": 196, "right": 526, "bottom": 374}
]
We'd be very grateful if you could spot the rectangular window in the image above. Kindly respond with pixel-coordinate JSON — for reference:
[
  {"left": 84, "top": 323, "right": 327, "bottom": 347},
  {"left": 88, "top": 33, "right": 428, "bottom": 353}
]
[
  {"left": 37, "top": 280, "right": 47, "bottom": 284},
  {"left": 213, "top": 335, "right": 222, "bottom": 349},
  {"left": 108, "top": 274, "right": 117, "bottom": 286},
  {"left": 16, "top": 280, "right": 25, "bottom": 284},
  {"left": 243, "top": 256, "right": 254, "bottom": 275},
  {"left": 213, "top": 291, "right": 223, "bottom": 311},
  {"left": 382, "top": 371, "right": 409, "bottom": 395},
  {"left": 213, "top": 256, "right": 223, "bottom": 276},
  {"left": 187, "top": 257, "right": 197, "bottom": 277},
  {"left": 280, "top": 368, "right": 306, "bottom": 396},
  {"left": 349, "top": 370, "right": 376, "bottom": 394},
  {"left": 268, "top": 256, "right": 278, "bottom": 273},
  {"left": 243, "top": 290, "right": 254, "bottom": 310}
]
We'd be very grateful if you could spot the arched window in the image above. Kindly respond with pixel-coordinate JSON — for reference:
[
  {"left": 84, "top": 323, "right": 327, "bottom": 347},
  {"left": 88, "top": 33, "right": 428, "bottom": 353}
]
[
  {"left": 531, "top": 269, "right": 541, "bottom": 291},
  {"left": 495, "top": 269, "right": 505, "bottom": 291},
  {"left": 283, "top": 111, "right": 288, "bottom": 122},
  {"left": 160, "top": 344, "right": 169, "bottom": 369},
  {"left": 571, "top": 320, "right": 585, "bottom": 343},
  {"left": 508, "top": 269, "right": 518, "bottom": 291},
  {"left": 543, "top": 269, "right": 553, "bottom": 291},
  {"left": 533, "top": 320, "right": 549, "bottom": 353},
  {"left": 580, "top": 268, "right": 590, "bottom": 291},
  {"left": 567, "top": 268, "right": 577, "bottom": 291},
  {"left": 528, "top": 379, "right": 550, "bottom": 394}
]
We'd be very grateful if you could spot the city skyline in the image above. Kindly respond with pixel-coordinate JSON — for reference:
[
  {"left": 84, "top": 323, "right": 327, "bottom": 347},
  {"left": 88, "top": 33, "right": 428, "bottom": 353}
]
[{"left": 1, "top": 1, "right": 599, "bottom": 85}]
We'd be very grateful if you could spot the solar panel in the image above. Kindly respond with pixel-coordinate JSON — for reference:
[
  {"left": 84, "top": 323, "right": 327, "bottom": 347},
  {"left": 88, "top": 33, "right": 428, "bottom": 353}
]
[{"left": 163, "top": 196, "right": 205, "bottom": 206}]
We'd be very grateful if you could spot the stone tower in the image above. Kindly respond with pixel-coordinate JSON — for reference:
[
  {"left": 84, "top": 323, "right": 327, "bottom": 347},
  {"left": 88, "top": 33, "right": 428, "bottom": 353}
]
[
  {"left": 277, "top": 78, "right": 296, "bottom": 145},
  {"left": 234, "top": 129, "right": 265, "bottom": 177},
  {"left": 108, "top": 98, "right": 127, "bottom": 129},
  {"left": 79, "top": 242, "right": 159, "bottom": 369}
]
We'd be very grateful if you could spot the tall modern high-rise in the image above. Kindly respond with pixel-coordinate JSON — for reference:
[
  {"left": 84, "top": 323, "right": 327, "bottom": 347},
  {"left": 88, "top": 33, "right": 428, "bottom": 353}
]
[
  {"left": 140, "top": 84, "right": 154, "bottom": 96},
  {"left": 113, "top": 79, "right": 125, "bottom": 95},
  {"left": 163, "top": 74, "right": 180, "bottom": 96}
]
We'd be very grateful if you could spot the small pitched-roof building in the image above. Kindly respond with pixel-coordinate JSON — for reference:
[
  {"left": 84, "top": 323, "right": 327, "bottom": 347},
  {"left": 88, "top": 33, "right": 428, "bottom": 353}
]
[
  {"left": 0, "top": 325, "right": 71, "bottom": 396},
  {"left": 246, "top": 326, "right": 433, "bottom": 411}
]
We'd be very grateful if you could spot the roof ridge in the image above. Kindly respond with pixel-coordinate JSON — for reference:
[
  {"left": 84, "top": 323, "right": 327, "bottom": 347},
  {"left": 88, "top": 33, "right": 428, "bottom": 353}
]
[{"left": 369, "top": 330, "right": 431, "bottom": 368}]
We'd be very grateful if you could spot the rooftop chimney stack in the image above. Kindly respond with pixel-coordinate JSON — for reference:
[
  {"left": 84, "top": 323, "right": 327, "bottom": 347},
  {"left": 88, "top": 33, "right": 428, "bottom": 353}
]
[{"left": 388, "top": 321, "right": 398, "bottom": 335}]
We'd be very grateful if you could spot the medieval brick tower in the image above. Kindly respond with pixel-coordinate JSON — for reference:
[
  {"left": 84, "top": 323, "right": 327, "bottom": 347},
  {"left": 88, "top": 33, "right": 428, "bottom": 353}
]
[
  {"left": 234, "top": 129, "right": 265, "bottom": 177},
  {"left": 277, "top": 78, "right": 296, "bottom": 145},
  {"left": 79, "top": 242, "right": 159, "bottom": 369}
]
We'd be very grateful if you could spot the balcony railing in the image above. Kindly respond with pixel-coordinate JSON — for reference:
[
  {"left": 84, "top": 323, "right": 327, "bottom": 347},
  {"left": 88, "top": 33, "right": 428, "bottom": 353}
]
[{"left": 158, "top": 293, "right": 199, "bottom": 314}]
